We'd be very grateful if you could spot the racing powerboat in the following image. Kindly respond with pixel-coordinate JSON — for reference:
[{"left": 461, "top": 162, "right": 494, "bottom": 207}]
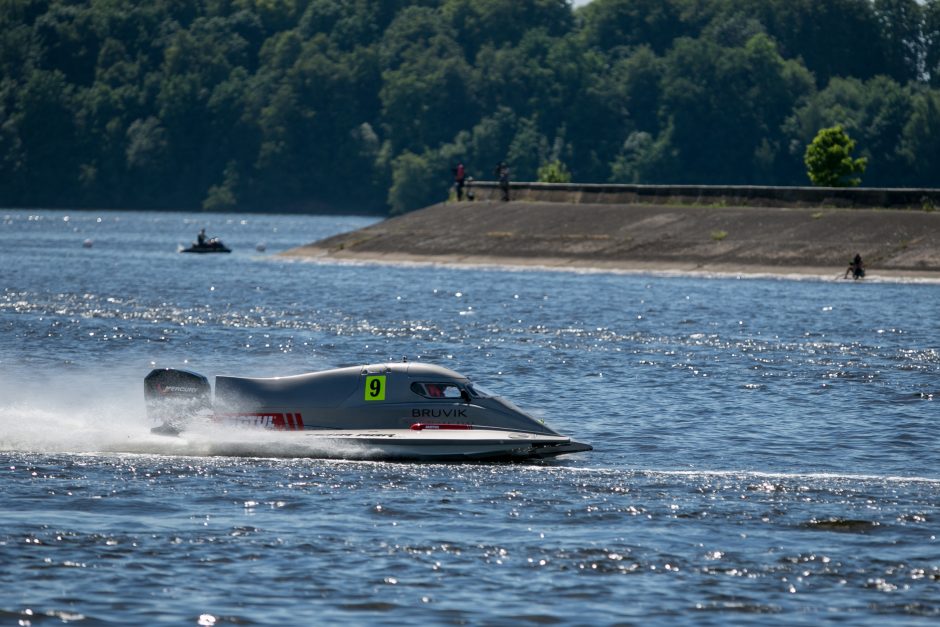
[{"left": 144, "top": 362, "right": 592, "bottom": 461}]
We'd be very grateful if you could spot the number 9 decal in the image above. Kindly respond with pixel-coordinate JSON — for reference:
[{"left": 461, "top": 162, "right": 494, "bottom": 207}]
[{"left": 365, "top": 375, "right": 386, "bottom": 401}]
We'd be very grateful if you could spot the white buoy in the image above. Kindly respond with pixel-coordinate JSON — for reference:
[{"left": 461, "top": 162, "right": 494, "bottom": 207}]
[
  {"left": 256, "top": 242, "right": 267, "bottom": 252},
  {"left": 82, "top": 239, "right": 93, "bottom": 248}
]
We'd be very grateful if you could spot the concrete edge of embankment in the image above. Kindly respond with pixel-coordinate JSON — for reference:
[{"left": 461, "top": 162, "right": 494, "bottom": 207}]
[
  {"left": 466, "top": 181, "right": 940, "bottom": 209},
  {"left": 281, "top": 196, "right": 940, "bottom": 281}
]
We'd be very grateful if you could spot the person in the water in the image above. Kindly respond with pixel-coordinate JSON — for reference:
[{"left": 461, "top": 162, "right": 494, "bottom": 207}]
[{"left": 844, "top": 253, "right": 865, "bottom": 279}]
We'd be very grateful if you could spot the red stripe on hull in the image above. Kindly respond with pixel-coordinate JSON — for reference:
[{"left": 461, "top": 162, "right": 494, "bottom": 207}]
[{"left": 215, "top": 412, "right": 305, "bottom": 430}]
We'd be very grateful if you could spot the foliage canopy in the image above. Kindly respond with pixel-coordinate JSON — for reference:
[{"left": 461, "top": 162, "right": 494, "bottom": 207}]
[
  {"left": 0, "top": 0, "right": 938, "bottom": 214},
  {"left": 804, "top": 125, "right": 868, "bottom": 187},
  {"left": 537, "top": 160, "right": 572, "bottom": 183}
]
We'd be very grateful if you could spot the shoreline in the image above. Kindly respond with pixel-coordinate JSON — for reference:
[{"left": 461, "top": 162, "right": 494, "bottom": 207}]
[
  {"left": 281, "top": 200, "right": 940, "bottom": 283},
  {"left": 282, "top": 247, "right": 940, "bottom": 283}
]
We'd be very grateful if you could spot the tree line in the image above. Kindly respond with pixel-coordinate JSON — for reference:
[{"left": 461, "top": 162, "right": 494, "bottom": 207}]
[{"left": 1, "top": 0, "right": 939, "bottom": 215}]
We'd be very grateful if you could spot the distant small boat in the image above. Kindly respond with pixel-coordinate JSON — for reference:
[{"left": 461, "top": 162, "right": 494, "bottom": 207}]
[{"left": 181, "top": 238, "right": 231, "bottom": 254}]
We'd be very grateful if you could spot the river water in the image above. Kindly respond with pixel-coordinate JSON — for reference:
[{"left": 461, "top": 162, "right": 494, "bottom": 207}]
[{"left": 1, "top": 210, "right": 938, "bottom": 625}]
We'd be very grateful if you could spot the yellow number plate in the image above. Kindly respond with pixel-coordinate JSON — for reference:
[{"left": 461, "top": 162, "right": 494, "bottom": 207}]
[{"left": 365, "top": 375, "right": 386, "bottom": 401}]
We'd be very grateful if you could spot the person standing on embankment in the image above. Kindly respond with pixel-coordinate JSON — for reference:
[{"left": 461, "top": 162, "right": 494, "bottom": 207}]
[{"left": 495, "top": 162, "right": 510, "bottom": 201}]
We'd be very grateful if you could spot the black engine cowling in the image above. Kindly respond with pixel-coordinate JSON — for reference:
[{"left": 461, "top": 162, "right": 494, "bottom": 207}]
[{"left": 144, "top": 368, "right": 211, "bottom": 434}]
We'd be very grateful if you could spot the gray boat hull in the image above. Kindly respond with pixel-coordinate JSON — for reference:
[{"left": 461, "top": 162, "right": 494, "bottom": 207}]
[{"left": 144, "top": 362, "right": 592, "bottom": 461}]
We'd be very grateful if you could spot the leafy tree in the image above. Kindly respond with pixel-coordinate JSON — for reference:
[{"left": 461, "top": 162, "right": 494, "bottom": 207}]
[
  {"left": 701, "top": 11, "right": 766, "bottom": 48},
  {"left": 380, "top": 51, "right": 477, "bottom": 154},
  {"left": 388, "top": 150, "right": 445, "bottom": 215},
  {"left": 441, "top": 109, "right": 510, "bottom": 176},
  {"left": 804, "top": 124, "right": 868, "bottom": 186},
  {"left": 609, "top": 130, "right": 668, "bottom": 183},
  {"left": 736, "top": 0, "right": 890, "bottom": 86},
  {"left": 578, "top": 0, "right": 691, "bottom": 55},
  {"left": 34, "top": 3, "right": 100, "bottom": 86},
  {"left": 898, "top": 89, "right": 940, "bottom": 182},
  {"left": 506, "top": 116, "right": 552, "bottom": 181},
  {"left": 0, "top": 21, "right": 41, "bottom": 82},
  {"left": 379, "top": 7, "right": 478, "bottom": 154},
  {"left": 203, "top": 160, "right": 240, "bottom": 211},
  {"left": 653, "top": 33, "right": 814, "bottom": 183},
  {"left": 299, "top": 0, "right": 417, "bottom": 48},
  {"left": 925, "top": 0, "right": 940, "bottom": 87},
  {"left": 785, "top": 76, "right": 918, "bottom": 185},
  {"left": 125, "top": 117, "right": 168, "bottom": 172},
  {"left": 537, "top": 159, "right": 571, "bottom": 182},
  {"left": 587, "top": 45, "right": 664, "bottom": 183},
  {"left": 474, "top": 31, "right": 561, "bottom": 123},
  {"left": 873, "top": 0, "right": 924, "bottom": 84},
  {"left": 7, "top": 70, "right": 81, "bottom": 204},
  {"left": 443, "top": 0, "right": 573, "bottom": 59}
]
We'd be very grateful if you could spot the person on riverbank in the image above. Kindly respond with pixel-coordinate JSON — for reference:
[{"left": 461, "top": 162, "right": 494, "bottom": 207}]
[
  {"left": 844, "top": 253, "right": 865, "bottom": 279},
  {"left": 495, "top": 162, "right": 510, "bottom": 201},
  {"left": 453, "top": 161, "right": 466, "bottom": 200}
]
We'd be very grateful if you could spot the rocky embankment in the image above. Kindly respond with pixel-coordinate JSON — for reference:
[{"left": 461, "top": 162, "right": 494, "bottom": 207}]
[{"left": 282, "top": 201, "right": 940, "bottom": 278}]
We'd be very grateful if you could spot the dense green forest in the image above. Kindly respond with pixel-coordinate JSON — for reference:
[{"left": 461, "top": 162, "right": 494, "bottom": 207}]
[{"left": 1, "top": 0, "right": 939, "bottom": 214}]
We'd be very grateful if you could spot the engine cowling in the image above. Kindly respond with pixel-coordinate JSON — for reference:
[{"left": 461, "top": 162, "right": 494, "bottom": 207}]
[{"left": 144, "top": 368, "right": 211, "bottom": 433}]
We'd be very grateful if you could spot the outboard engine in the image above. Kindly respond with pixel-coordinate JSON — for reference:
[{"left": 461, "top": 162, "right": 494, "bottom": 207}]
[{"left": 144, "top": 368, "right": 211, "bottom": 436}]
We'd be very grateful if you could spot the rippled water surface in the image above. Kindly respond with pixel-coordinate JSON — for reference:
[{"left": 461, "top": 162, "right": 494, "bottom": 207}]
[{"left": 1, "top": 210, "right": 939, "bottom": 625}]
